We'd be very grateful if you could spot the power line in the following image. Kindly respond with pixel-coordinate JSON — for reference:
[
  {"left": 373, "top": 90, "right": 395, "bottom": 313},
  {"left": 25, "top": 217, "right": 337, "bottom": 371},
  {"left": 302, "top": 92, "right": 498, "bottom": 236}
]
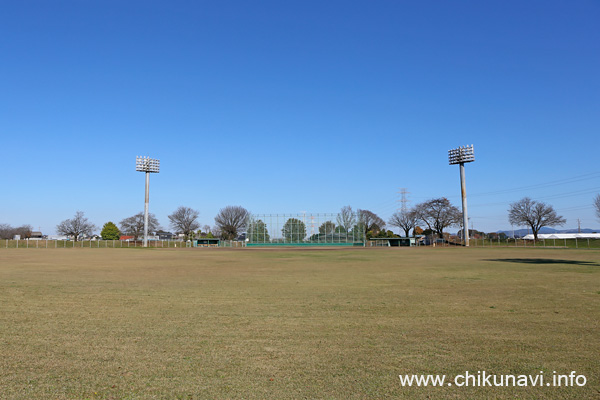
[
  {"left": 468, "top": 186, "right": 600, "bottom": 209},
  {"left": 371, "top": 172, "right": 600, "bottom": 224},
  {"left": 448, "top": 171, "right": 600, "bottom": 199}
]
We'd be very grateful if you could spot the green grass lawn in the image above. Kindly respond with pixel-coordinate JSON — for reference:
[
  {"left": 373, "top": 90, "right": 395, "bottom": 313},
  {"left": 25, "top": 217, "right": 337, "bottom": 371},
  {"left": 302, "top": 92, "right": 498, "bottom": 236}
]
[{"left": 0, "top": 247, "right": 598, "bottom": 399}]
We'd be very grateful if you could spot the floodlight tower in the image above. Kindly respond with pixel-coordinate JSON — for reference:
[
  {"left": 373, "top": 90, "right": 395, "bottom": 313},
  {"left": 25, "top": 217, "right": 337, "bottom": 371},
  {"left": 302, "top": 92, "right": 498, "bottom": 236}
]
[
  {"left": 448, "top": 145, "right": 475, "bottom": 246},
  {"left": 136, "top": 156, "right": 160, "bottom": 247}
]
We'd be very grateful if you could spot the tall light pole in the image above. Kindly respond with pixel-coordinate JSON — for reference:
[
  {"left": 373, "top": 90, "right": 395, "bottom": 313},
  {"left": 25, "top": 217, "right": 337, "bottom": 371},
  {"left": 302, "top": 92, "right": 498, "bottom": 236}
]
[
  {"left": 448, "top": 145, "right": 475, "bottom": 246},
  {"left": 136, "top": 156, "right": 160, "bottom": 247}
]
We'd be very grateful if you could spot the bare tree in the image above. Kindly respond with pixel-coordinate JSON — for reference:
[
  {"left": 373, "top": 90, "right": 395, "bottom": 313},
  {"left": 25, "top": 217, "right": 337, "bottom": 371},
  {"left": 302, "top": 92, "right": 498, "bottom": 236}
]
[
  {"left": 388, "top": 209, "right": 419, "bottom": 237},
  {"left": 214, "top": 206, "right": 249, "bottom": 240},
  {"left": 15, "top": 225, "right": 33, "bottom": 239},
  {"left": 168, "top": 206, "right": 200, "bottom": 238},
  {"left": 414, "top": 198, "right": 461, "bottom": 238},
  {"left": 508, "top": 197, "right": 566, "bottom": 240},
  {"left": 57, "top": 211, "right": 97, "bottom": 241},
  {"left": 120, "top": 212, "right": 160, "bottom": 240},
  {"left": 336, "top": 205, "right": 356, "bottom": 233},
  {"left": 357, "top": 209, "right": 386, "bottom": 235},
  {"left": 594, "top": 194, "right": 600, "bottom": 222},
  {"left": 211, "top": 225, "right": 222, "bottom": 238},
  {"left": 0, "top": 223, "right": 11, "bottom": 239},
  {"left": 0, "top": 224, "right": 33, "bottom": 239}
]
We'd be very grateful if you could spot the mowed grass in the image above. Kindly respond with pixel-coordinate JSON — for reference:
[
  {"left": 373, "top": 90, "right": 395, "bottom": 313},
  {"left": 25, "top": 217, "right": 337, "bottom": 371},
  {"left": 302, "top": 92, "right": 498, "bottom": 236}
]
[{"left": 0, "top": 248, "right": 598, "bottom": 399}]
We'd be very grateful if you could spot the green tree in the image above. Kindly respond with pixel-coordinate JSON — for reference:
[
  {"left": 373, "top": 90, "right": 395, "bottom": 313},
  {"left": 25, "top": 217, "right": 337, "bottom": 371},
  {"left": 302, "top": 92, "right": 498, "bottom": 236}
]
[
  {"left": 248, "top": 219, "right": 270, "bottom": 243},
  {"left": 319, "top": 221, "right": 336, "bottom": 235},
  {"left": 422, "top": 228, "right": 435, "bottom": 236},
  {"left": 376, "top": 229, "right": 397, "bottom": 238},
  {"left": 101, "top": 221, "right": 121, "bottom": 240},
  {"left": 282, "top": 218, "right": 306, "bottom": 243},
  {"left": 350, "top": 223, "right": 366, "bottom": 241}
]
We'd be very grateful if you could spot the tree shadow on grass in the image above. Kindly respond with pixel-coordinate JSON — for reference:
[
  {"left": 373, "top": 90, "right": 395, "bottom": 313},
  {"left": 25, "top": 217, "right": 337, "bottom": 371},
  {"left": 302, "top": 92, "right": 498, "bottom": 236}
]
[{"left": 486, "top": 258, "right": 599, "bottom": 266}]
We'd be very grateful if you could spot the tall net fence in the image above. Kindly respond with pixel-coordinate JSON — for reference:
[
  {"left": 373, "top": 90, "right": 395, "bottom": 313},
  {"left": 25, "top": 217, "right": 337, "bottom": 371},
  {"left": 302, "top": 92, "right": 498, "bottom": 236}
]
[{"left": 246, "top": 213, "right": 365, "bottom": 246}]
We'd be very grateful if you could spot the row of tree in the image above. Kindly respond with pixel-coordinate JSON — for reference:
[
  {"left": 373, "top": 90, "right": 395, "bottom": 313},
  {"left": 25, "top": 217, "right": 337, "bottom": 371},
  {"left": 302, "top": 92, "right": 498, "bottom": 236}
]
[
  {"left": 0, "top": 224, "right": 34, "bottom": 240},
  {"left": 54, "top": 206, "right": 250, "bottom": 241},
  {"left": 388, "top": 196, "right": 573, "bottom": 240},
  {"left": 4, "top": 194, "right": 599, "bottom": 241},
  {"left": 54, "top": 206, "right": 389, "bottom": 242},
  {"left": 388, "top": 198, "right": 462, "bottom": 238}
]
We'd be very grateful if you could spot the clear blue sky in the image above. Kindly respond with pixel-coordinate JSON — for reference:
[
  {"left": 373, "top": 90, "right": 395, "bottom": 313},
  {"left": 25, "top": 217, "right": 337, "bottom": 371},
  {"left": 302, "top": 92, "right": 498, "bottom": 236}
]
[{"left": 1, "top": 0, "right": 599, "bottom": 235}]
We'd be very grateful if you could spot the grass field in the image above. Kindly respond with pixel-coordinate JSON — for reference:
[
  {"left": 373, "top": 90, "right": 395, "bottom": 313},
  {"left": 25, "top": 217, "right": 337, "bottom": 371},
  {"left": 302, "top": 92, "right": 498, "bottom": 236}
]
[{"left": 0, "top": 247, "right": 598, "bottom": 399}]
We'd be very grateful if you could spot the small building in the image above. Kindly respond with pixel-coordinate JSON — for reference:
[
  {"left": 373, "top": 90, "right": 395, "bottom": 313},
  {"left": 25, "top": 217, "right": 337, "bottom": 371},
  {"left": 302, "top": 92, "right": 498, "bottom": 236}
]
[
  {"left": 47, "top": 235, "right": 68, "bottom": 240},
  {"left": 30, "top": 231, "right": 43, "bottom": 239},
  {"left": 156, "top": 231, "right": 175, "bottom": 240},
  {"left": 120, "top": 235, "right": 135, "bottom": 241}
]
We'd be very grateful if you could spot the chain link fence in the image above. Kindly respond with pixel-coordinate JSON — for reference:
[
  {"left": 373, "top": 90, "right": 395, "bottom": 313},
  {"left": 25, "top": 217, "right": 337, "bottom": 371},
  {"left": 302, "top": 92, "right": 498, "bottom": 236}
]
[
  {"left": 468, "top": 237, "right": 600, "bottom": 249},
  {"left": 3, "top": 238, "right": 598, "bottom": 250},
  {"left": 0, "top": 239, "right": 189, "bottom": 249},
  {"left": 246, "top": 213, "right": 365, "bottom": 246}
]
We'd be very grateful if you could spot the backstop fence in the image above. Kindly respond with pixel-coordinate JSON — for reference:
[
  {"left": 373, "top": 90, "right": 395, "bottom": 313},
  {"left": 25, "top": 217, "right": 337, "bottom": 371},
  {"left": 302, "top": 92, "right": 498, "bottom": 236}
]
[{"left": 246, "top": 213, "right": 366, "bottom": 246}]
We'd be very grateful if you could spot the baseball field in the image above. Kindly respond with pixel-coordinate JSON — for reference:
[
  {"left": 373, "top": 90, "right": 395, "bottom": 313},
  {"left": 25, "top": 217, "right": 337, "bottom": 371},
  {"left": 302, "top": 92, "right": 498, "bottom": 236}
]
[{"left": 1, "top": 247, "right": 598, "bottom": 399}]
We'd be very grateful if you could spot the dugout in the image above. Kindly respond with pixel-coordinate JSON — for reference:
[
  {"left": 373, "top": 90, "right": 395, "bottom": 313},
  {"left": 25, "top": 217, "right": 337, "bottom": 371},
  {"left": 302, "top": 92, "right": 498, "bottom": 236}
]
[
  {"left": 369, "top": 237, "right": 416, "bottom": 247},
  {"left": 195, "top": 239, "right": 220, "bottom": 247}
]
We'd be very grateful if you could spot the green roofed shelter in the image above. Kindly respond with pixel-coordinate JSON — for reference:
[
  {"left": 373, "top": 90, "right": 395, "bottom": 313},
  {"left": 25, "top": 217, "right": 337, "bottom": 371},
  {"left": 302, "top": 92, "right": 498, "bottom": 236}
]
[
  {"left": 369, "top": 237, "right": 417, "bottom": 247},
  {"left": 195, "top": 238, "right": 220, "bottom": 247}
]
